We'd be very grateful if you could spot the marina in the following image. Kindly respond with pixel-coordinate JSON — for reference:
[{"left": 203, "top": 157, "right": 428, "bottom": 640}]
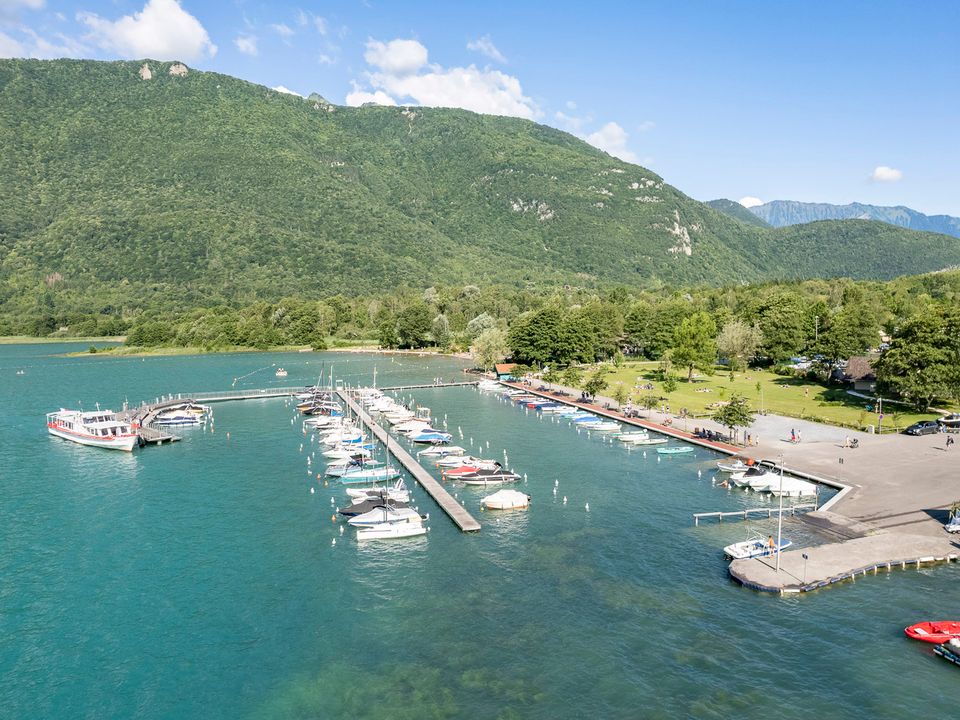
[{"left": 8, "top": 345, "right": 959, "bottom": 718}]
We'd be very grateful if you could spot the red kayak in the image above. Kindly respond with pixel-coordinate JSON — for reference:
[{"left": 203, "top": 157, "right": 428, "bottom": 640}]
[{"left": 904, "top": 621, "right": 960, "bottom": 643}]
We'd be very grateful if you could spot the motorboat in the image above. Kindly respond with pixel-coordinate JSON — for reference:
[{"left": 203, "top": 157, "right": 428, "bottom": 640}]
[
  {"left": 356, "top": 522, "right": 427, "bottom": 540},
  {"left": 348, "top": 505, "right": 426, "bottom": 527},
  {"left": 441, "top": 459, "right": 500, "bottom": 474},
  {"left": 477, "top": 379, "right": 500, "bottom": 391},
  {"left": 436, "top": 454, "right": 489, "bottom": 468},
  {"left": 323, "top": 445, "right": 373, "bottom": 460},
  {"left": 152, "top": 410, "right": 203, "bottom": 426},
  {"left": 617, "top": 431, "right": 650, "bottom": 441},
  {"left": 584, "top": 421, "right": 621, "bottom": 432},
  {"left": 937, "top": 413, "right": 960, "bottom": 431},
  {"left": 325, "top": 458, "right": 382, "bottom": 477},
  {"left": 729, "top": 465, "right": 773, "bottom": 488},
  {"left": 339, "top": 497, "right": 411, "bottom": 516},
  {"left": 459, "top": 468, "right": 521, "bottom": 486},
  {"left": 768, "top": 478, "right": 818, "bottom": 497},
  {"left": 933, "top": 638, "right": 960, "bottom": 667},
  {"left": 723, "top": 533, "right": 793, "bottom": 560},
  {"left": 346, "top": 479, "right": 411, "bottom": 503},
  {"left": 716, "top": 458, "right": 753, "bottom": 473},
  {"left": 904, "top": 621, "right": 960, "bottom": 644},
  {"left": 572, "top": 415, "right": 600, "bottom": 424},
  {"left": 656, "top": 446, "right": 694, "bottom": 455},
  {"left": 408, "top": 430, "right": 452, "bottom": 444},
  {"left": 339, "top": 465, "right": 402, "bottom": 484},
  {"left": 481, "top": 489, "right": 530, "bottom": 510},
  {"left": 275, "top": 368, "right": 288, "bottom": 377},
  {"left": 393, "top": 418, "right": 432, "bottom": 433},
  {"left": 46, "top": 409, "right": 139, "bottom": 451},
  {"left": 417, "top": 445, "right": 465, "bottom": 457}
]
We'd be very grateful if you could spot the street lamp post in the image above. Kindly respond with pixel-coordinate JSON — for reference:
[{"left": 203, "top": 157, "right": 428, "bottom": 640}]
[{"left": 775, "top": 453, "right": 785, "bottom": 574}]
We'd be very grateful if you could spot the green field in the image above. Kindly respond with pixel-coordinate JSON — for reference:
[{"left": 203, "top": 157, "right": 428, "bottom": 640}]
[{"left": 600, "top": 362, "right": 940, "bottom": 433}]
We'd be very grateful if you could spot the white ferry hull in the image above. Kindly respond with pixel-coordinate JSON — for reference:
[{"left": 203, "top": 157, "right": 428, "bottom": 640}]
[{"left": 47, "top": 425, "right": 138, "bottom": 451}]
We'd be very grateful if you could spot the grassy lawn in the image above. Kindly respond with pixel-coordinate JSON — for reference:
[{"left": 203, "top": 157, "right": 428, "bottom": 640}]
[{"left": 599, "top": 361, "right": 939, "bottom": 433}]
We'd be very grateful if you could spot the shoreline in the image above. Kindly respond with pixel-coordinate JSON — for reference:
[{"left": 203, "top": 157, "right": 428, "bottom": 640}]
[
  {"left": 0, "top": 335, "right": 124, "bottom": 345},
  {"left": 501, "top": 378, "right": 960, "bottom": 595}
]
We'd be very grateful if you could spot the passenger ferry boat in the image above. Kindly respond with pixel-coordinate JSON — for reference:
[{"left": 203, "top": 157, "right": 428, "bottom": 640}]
[{"left": 46, "top": 409, "right": 139, "bottom": 451}]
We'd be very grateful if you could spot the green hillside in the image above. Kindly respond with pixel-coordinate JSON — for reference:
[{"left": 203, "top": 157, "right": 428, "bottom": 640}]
[
  {"left": 2, "top": 58, "right": 959, "bottom": 317},
  {"left": 705, "top": 199, "right": 771, "bottom": 227}
]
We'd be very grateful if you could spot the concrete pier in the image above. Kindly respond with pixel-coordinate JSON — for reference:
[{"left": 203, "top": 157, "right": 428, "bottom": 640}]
[{"left": 337, "top": 390, "right": 481, "bottom": 533}]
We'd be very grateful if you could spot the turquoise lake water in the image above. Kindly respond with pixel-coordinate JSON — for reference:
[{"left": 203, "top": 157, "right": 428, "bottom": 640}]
[{"left": 1, "top": 344, "right": 957, "bottom": 719}]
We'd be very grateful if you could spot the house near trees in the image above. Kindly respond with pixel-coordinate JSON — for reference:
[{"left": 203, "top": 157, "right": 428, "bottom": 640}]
[
  {"left": 494, "top": 363, "right": 518, "bottom": 380},
  {"left": 844, "top": 356, "right": 878, "bottom": 392}
]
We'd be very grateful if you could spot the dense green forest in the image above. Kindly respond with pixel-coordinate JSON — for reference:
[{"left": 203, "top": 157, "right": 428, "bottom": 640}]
[{"left": 3, "top": 58, "right": 960, "bottom": 327}]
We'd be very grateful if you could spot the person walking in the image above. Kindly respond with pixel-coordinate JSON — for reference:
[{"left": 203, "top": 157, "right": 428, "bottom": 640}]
[
  {"left": 948, "top": 436, "right": 955, "bottom": 450},
  {"left": 790, "top": 428, "right": 796, "bottom": 443}
]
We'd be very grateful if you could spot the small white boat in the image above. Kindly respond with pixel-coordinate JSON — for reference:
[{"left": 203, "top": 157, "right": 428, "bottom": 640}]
[
  {"left": 417, "top": 445, "right": 465, "bottom": 457},
  {"left": 626, "top": 436, "right": 668, "bottom": 446},
  {"left": 322, "top": 445, "right": 372, "bottom": 460},
  {"left": 478, "top": 379, "right": 500, "bottom": 391},
  {"left": 729, "top": 466, "right": 772, "bottom": 488},
  {"left": 724, "top": 533, "right": 793, "bottom": 560},
  {"left": 356, "top": 523, "right": 427, "bottom": 540},
  {"left": 768, "top": 478, "right": 818, "bottom": 497},
  {"left": 152, "top": 410, "right": 203, "bottom": 426},
  {"left": 617, "top": 431, "right": 650, "bottom": 441},
  {"left": 582, "top": 421, "right": 620, "bottom": 432},
  {"left": 346, "top": 479, "right": 410, "bottom": 503},
  {"left": 716, "top": 458, "right": 751, "bottom": 473},
  {"left": 46, "top": 409, "right": 139, "bottom": 451},
  {"left": 348, "top": 505, "right": 426, "bottom": 527},
  {"left": 481, "top": 489, "right": 530, "bottom": 510},
  {"left": 275, "top": 367, "right": 288, "bottom": 377}
]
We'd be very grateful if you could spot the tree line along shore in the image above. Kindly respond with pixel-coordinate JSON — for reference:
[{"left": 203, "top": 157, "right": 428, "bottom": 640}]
[{"left": 7, "top": 271, "right": 959, "bottom": 421}]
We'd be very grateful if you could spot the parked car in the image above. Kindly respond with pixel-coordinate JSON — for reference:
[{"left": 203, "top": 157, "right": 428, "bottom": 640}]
[{"left": 904, "top": 420, "right": 940, "bottom": 436}]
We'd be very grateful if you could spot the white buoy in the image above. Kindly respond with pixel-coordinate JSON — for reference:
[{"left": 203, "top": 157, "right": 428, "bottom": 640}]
[
  {"left": 657, "top": 456, "right": 661, "bottom": 462},
  {"left": 711, "top": 476, "right": 716, "bottom": 484},
  {"left": 563, "top": 496, "right": 568, "bottom": 504},
  {"left": 554, "top": 479, "right": 559, "bottom": 487},
  {"left": 331, "top": 538, "right": 336, "bottom": 546},
  {"left": 299, "top": 444, "right": 303, "bottom": 452},
  {"left": 339, "top": 525, "right": 344, "bottom": 535},
  {"left": 643, "top": 451, "right": 647, "bottom": 458},
  {"left": 585, "top": 503, "right": 590, "bottom": 512},
  {"left": 698, "top": 469, "right": 702, "bottom": 477},
  {"left": 486, "top": 440, "right": 490, "bottom": 448},
  {"left": 330, "top": 497, "right": 335, "bottom": 504},
  {"left": 553, "top": 487, "right": 558, "bottom": 495},
  {"left": 310, "top": 487, "right": 315, "bottom": 494}
]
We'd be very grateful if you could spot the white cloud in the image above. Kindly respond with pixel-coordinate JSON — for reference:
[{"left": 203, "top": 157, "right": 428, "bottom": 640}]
[
  {"left": 739, "top": 196, "right": 764, "bottom": 208},
  {"left": 313, "top": 16, "right": 328, "bottom": 35},
  {"left": 586, "top": 121, "right": 637, "bottom": 163},
  {"left": 78, "top": 0, "right": 216, "bottom": 61},
  {"left": 565, "top": 99, "right": 577, "bottom": 110},
  {"left": 273, "top": 85, "right": 303, "bottom": 97},
  {"left": 345, "top": 83, "right": 397, "bottom": 107},
  {"left": 637, "top": 120, "right": 655, "bottom": 132},
  {"left": 364, "top": 38, "right": 428, "bottom": 75},
  {"left": 554, "top": 109, "right": 591, "bottom": 133},
  {"left": 234, "top": 34, "right": 257, "bottom": 56},
  {"left": 0, "top": 30, "right": 25, "bottom": 57},
  {"left": 466, "top": 34, "right": 506, "bottom": 63},
  {"left": 1, "top": 0, "right": 44, "bottom": 16},
  {"left": 318, "top": 53, "right": 335, "bottom": 65},
  {"left": 870, "top": 165, "right": 902, "bottom": 182},
  {"left": 270, "top": 23, "right": 294, "bottom": 38},
  {"left": 349, "top": 37, "right": 538, "bottom": 119}
]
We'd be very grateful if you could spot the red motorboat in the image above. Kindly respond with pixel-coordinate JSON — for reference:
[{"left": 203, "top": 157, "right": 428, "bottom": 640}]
[
  {"left": 904, "top": 621, "right": 960, "bottom": 643},
  {"left": 443, "top": 465, "right": 479, "bottom": 477}
]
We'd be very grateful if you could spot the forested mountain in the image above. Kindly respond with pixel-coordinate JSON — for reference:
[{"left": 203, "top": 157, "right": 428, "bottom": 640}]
[
  {"left": 750, "top": 200, "right": 960, "bottom": 238},
  {"left": 705, "top": 199, "right": 771, "bottom": 228},
  {"left": 2, "top": 58, "right": 960, "bottom": 320}
]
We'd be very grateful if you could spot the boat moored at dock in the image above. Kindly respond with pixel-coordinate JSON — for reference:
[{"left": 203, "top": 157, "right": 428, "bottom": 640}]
[{"left": 47, "top": 409, "right": 139, "bottom": 451}]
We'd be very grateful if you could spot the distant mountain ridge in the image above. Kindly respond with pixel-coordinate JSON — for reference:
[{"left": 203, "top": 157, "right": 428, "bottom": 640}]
[
  {"left": 704, "top": 199, "right": 771, "bottom": 228},
  {"left": 749, "top": 200, "right": 960, "bottom": 238}
]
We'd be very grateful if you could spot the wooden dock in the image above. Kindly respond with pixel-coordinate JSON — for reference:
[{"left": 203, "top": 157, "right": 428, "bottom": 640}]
[
  {"left": 693, "top": 503, "right": 817, "bottom": 525},
  {"left": 337, "top": 390, "right": 481, "bottom": 533},
  {"left": 379, "top": 381, "right": 479, "bottom": 391}
]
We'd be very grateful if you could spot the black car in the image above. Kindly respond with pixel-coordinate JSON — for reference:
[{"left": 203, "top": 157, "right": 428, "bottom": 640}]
[{"left": 904, "top": 420, "right": 940, "bottom": 436}]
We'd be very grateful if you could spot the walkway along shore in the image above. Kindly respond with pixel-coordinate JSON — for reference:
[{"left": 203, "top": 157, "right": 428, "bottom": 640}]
[{"left": 502, "top": 379, "right": 960, "bottom": 594}]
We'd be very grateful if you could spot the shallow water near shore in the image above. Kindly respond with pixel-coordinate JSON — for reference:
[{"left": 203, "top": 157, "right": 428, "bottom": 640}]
[{"left": 1, "top": 344, "right": 957, "bottom": 719}]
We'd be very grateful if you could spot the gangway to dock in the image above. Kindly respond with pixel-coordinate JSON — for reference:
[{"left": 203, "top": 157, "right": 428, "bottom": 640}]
[{"left": 693, "top": 503, "right": 818, "bottom": 525}]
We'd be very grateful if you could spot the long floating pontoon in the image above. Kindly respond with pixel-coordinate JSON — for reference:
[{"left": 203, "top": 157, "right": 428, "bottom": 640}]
[{"left": 337, "top": 389, "right": 481, "bottom": 533}]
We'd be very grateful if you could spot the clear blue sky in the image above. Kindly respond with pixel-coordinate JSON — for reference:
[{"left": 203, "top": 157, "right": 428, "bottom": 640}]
[{"left": 3, "top": 0, "right": 958, "bottom": 215}]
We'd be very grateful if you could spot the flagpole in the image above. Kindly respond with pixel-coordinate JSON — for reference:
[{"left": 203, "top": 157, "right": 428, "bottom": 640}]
[{"left": 776, "top": 453, "right": 784, "bottom": 573}]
